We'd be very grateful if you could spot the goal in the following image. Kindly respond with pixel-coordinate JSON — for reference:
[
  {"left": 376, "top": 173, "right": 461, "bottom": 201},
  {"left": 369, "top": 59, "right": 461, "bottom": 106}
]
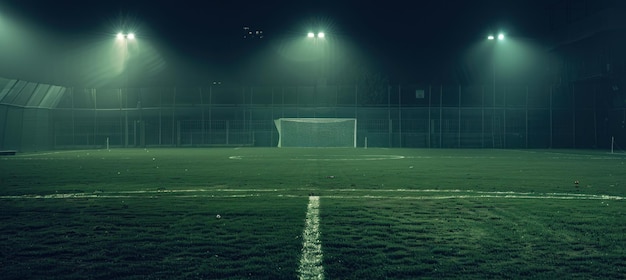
[{"left": 274, "top": 118, "right": 357, "bottom": 147}]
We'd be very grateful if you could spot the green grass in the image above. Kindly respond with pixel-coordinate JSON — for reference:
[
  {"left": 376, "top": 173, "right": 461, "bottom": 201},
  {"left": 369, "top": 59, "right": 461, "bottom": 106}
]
[
  {"left": 0, "top": 148, "right": 625, "bottom": 279},
  {"left": 1, "top": 197, "right": 306, "bottom": 279},
  {"left": 321, "top": 198, "right": 625, "bottom": 279}
]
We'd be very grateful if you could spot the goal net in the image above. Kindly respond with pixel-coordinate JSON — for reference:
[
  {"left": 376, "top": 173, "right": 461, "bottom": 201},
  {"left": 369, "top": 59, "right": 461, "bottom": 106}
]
[{"left": 274, "top": 118, "right": 357, "bottom": 147}]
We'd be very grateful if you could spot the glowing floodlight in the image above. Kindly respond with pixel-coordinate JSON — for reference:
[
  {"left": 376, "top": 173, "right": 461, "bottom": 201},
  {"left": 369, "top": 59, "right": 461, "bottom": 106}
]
[
  {"left": 487, "top": 35, "right": 495, "bottom": 40},
  {"left": 117, "top": 32, "right": 135, "bottom": 40},
  {"left": 307, "top": 32, "right": 325, "bottom": 39},
  {"left": 498, "top": 33, "right": 505, "bottom": 40}
]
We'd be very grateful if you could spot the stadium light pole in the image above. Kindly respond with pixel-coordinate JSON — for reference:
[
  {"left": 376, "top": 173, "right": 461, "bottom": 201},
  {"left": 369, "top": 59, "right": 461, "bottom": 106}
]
[
  {"left": 307, "top": 31, "right": 327, "bottom": 86},
  {"left": 487, "top": 33, "right": 505, "bottom": 99},
  {"left": 116, "top": 32, "right": 135, "bottom": 71},
  {"left": 116, "top": 32, "right": 135, "bottom": 148},
  {"left": 488, "top": 33, "right": 504, "bottom": 148}
]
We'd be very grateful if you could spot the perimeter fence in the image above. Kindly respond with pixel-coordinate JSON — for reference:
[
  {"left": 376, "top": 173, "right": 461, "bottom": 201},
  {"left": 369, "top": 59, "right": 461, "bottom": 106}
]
[{"left": 1, "top": 79, "right": 624, "bottom": 150}]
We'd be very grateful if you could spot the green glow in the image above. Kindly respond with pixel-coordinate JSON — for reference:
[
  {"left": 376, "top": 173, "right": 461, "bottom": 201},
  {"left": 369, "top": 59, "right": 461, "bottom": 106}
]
[
  {"left": 116, "top": 32, "right": 135, "bottom": 40},
  {"left": 307, "top": 32, "right": 325, "bottom": 39}
]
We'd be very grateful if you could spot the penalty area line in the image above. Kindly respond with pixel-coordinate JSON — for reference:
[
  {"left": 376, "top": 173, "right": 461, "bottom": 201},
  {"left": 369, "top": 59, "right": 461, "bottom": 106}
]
[{"left": 298, "top": 196, "right": 324, "bottom": 280}]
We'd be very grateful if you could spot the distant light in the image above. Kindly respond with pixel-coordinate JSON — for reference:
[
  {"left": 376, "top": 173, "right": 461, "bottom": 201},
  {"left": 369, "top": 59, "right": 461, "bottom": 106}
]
[
  {"left": 307, "top": 32, "right": 325, "bottom": 39},
  {"left": 116, "top": 32, "right": 135, "bottom": 40},
  {"left": 498, "top": 33, "right": 505, "bottom": 40},
  {"left": 487, "top": 35, "right": 495, "bottom": 40}
]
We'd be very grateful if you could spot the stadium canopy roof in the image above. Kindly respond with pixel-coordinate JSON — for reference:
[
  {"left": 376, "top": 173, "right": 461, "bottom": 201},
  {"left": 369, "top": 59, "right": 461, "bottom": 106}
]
[{"left": 0, "top": 77, "right": 66, "bottom": 109}]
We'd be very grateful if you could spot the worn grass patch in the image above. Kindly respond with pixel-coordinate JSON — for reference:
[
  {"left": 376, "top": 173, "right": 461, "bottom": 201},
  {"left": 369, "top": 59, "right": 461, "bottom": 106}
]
[
  {"left": 321, "top": 198, "right": 625, "bottom": 279},
  {"left": 0, "top": 196, "right": 306, "bottom": 279}
]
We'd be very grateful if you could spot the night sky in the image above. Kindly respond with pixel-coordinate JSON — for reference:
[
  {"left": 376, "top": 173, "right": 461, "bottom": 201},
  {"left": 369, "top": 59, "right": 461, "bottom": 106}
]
[{"left": 0, "top": 0, "right": 555, "bottom": 86}]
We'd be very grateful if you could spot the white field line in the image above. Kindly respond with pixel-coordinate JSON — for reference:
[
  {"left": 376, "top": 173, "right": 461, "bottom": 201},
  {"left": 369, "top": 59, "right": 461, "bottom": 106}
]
[
  {"left": 322, "top": 194, "right": 626, "bottom": 200},
  {"left": 15, "top": 150, "right": 89, "bottom": 157},
  {"left": 0, "top": 189, "right": 281, "bottom": 199},
  {"left": 0, "top": 188, "right": 623, "bottom": 200},
  {"left": 115, "top": 188, "right": 281, "bottom": 193},
  {"left": 324, "top": 189, "right": 626, "bottom": 200},
  {"left": 229, "top": 155, "right": 404, "bottom": 161},
  {"left": 273, "top": 194, "right": 625, "bottom": 200},
  {"left": 0, "top": 150, "right": 90, "bottom": 160},
  {"left": 298, "top": 196, "right": 324, "bottom": 280},
  {"left": 0, "top": 192, "right": 262, "bottom": 199}
]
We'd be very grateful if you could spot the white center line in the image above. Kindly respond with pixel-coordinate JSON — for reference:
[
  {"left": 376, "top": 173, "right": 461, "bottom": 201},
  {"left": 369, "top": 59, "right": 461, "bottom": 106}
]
[{"left": 298, "top": 196, "right": 324, "bottom": 280}]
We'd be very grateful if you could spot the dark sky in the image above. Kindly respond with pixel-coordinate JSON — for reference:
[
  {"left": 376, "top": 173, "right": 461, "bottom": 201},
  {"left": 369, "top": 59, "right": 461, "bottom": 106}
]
[{"left": 0, "top": 0, "right": 556, "bottom": 86}]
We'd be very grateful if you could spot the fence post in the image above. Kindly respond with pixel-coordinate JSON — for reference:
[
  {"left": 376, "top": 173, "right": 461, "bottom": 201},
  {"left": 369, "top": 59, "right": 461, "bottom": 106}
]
[
  {"left": 458, "top": 85, "right": 461, "bottom": 148},
  {"left": 550, "top": 85, "right": 553, "bottom": 148},
  {"left": 481, "top": 85, "right": 485, "bottom": 148},
  {"left": 92, "top": 88, "right": 97, "bottom": 147},
  {"left": 355, "top": 84, "right": 358, "bottom": 119},
  {"left": 209, "top": 85, "right": 213, "bottom": 144},
  {"left": 439, "top": 85, "right": 443, "bottom": 148},
  {"left": 525, "top": 86, "right": 529, "bottom": 148},
  {"left": 388, "top": 85, "right": 392, "bottom": 148},
  {"left": 398, "top": 84, "right": 402, "bottom": 148},
  {"left": 71, "top": 88, "right": 76, "bottom": 146},
  {"left": 158, "top": 88, "right": 162, "bottom": 146},
  {"left": 389, "top": 119, "right": 393, "bottom": 148},
  {"left": 593, "top": 86, "right": 597, "bottom": 147},
  {"left": 176, "top": 120, "right": 180, "bottom": 146},
  {"left": 572, "top": 84, "right": 576, "bottom": 148},
  {"left": 503, "top": 86, "right": 507, "bottom": 149},
  {"left": 200, "top": 87, "right": 205, "bottom": 145},
  {"left": 428, "top": 85, "right": 432, "bottom": 148}
]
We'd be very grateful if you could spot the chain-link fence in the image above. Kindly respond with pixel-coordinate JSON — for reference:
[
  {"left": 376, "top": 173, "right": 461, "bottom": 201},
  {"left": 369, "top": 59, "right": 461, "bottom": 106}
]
[
  {"left": 37, "top": 83, "right": 623, "bottom": 149},
  {"left": 2, "top": 81, "right": 625, "bottom": 150}
]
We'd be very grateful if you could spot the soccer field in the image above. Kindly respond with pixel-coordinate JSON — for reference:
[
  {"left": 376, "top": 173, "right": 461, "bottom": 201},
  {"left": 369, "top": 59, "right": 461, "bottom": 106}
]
[{"left": 1, "top": 148, "right": 625, "bottom": 279}]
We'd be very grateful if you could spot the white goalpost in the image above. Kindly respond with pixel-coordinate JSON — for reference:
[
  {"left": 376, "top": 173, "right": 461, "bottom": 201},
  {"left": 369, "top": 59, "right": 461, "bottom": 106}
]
[
  {"left": 612, "top": 136, "right": 615, "bottom": 154},
  {"left": 274, "top": 118, "right": 357, "bottom": 148},
  {"left": 609, "top": 136, "right": 626, "bottom": 154}
]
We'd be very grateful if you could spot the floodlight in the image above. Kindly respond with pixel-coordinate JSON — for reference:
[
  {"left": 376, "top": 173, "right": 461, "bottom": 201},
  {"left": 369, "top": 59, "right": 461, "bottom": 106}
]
[
  {"left": 317, "top": 32, "right": 325, "bottom": 39},
  {"left": 117, "top": 32, "right": 135, "bottom": 40},
  {"left": 487, "top": 35, "right": 495, "bottom": 40},
  {"left": 498, "top": 33, "right": 504, "bottom": 40},
  {"left": 307, "top": 32, "right": 315, "bottom": 38}
]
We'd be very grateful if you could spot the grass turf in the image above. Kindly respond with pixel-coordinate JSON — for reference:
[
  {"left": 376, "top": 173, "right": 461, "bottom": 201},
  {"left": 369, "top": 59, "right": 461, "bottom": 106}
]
[{"left": 0, "top": 148, "right": 625, "bottom": 279}]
